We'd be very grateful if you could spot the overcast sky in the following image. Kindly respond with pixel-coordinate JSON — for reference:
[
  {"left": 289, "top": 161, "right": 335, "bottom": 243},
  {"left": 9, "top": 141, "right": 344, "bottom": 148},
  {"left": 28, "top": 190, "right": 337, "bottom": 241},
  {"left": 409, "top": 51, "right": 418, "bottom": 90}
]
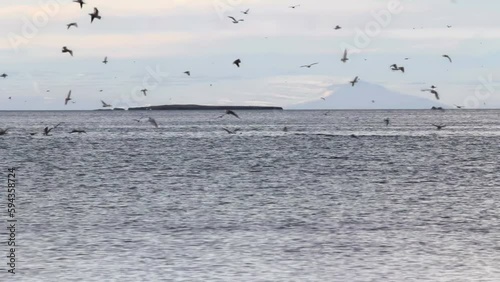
[{"left": 1, "top": 0, "right": 500, "bottom": 110}]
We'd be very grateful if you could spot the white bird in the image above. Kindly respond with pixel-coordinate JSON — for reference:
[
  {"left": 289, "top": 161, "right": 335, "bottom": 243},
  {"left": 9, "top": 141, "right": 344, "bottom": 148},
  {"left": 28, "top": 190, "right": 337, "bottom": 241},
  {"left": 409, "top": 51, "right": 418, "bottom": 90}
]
[
  {"left": 148, "top": 117, "right": 158, "bottom": 128},
  {"left": 101, "top": 100, "right": 112, "bottom": 108},
  {"left": 65, "top": 90, "right": 72, "bottom": 105},
  {"left": 341, "top": 49, "right": 349, "bottom": 63}
]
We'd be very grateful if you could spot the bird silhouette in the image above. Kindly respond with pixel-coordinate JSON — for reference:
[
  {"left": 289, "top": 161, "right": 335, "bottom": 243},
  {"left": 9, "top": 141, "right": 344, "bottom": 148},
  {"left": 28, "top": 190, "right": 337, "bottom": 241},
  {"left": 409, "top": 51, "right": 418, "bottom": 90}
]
[
  {"left": 73, "top": 0, "right": 85, "bottom": 9},
  {"left": 67, "top": 22, "right": 78, "bottom": 29},
  {"left": 89, "top": 7, "right": 101, "bottom": 23},
  {"left": 442, "top": 54, "right": 452, "bottom": 63},
  {"left": 64, "top": 90, "right": 72, "bottom": 105},
  {"left": 350, "top": 76, "right": 359, "bottom": 87},
  {"left": 233, "top": 59, "right": 241, "bottom": 67},
  {"left": 62, "top": 46, "right": 73, "bottom": 56}
]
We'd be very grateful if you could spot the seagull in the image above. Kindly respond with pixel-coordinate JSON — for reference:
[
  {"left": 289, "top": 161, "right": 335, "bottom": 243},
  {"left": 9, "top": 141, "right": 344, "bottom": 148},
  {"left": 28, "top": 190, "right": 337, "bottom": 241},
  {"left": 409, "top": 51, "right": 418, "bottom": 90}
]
[
  {"left": 0, "top": 128, "right": 11, "bottom": 136},
  {"left": 300, "top": 62, "right": 319, "bottom": 68},
  {"left": 321, "top": 97, "right": 326, "bottom": 101},
  {"left": 432, "top": 124, "right": 446, "bottom": 130},
  {"left": 390, "top": 64, "right": 404, "bottom": 73},
  {"left": 102, "top": 56, "right": 108, "bottom": 64},
  {"left": 384, "top": 118, "right": 390, "bottom": 126},
  {"left": 89, "top": 7, "right": 101, "bottom": 23},
  {"left": 222, "top": 128, "right": 240, "bottom": 134},
  {"left": 350, "top": 134, "right": 359, "bottom": 139},
  {"left": 184, "top": 71, "right": 190, "bottom": 76},
  {"left": 220, "top": 109, "right": 240, "bottom": 119},
  {"left": 141, "top": 89, "right": 148, "bottom": 96},
  {"left": 422, "top": 89, "right": 440, "bottom": 100},
  {"left": 442, "top": 54, "right": 452, "bottom": 63},
  {"left": 65, "top": 90, "right": 72, "bottom": 105},
  {"left": 334, "top": 25, "right": 342, "bottom": 30},
  {"left": 447, "top": 25, "right": 452, "bottom": 28},
  {"left": 73, "top": 0, "right": 85, "bottom": 9},
  {"left": 228, "top": 16, "right": 244, "bottom": 23},
  {"left": 233, "top": 59, "right": 241, "bottom": 67},
  {"left": 67, "top": 22, "right": 78, "bottom": 29},
  {"left": 431, "top": 85, "right": 437, "bottom": 89},
  {"left": 101, "top": 100, "right": 112, "bottom": 107},
  {"left": 148, "top": 117, "right": 158, "bottom": 128},
  {"left": 341, "top": 49, "right": 349, "bottom": 63},
  {"left": 1, "top": 73, "right": 7, "bottom": 78},
  {"left": 349, "top": 76, "right": 359, "bottom": 87},
  {"left": 62, "top": 46, "right": 73, "bottom": 56},
  {"left": 8, "top": 97, "right": 11, "bottom": 99},
  {"left": 70, "top": 129, "right": 86, "bottom": 134},
  {"left": 454, "top": 104, "right": 464, "bottom": 109},
  {"left": 241, "top": 9, "right": 250, "bottom": 15},
  {"left": 43, "top": 123, "right": 62, "bottom": 136},
  {"left": 289, "top": 5, "right": 301, "bottom": 9}
]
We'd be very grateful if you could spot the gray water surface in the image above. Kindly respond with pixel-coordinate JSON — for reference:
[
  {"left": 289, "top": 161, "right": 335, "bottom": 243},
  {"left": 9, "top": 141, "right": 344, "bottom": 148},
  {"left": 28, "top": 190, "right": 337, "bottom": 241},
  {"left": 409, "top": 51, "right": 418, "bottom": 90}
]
[{"left": 1, "top": 110, "right": 499, "bottom": 281}]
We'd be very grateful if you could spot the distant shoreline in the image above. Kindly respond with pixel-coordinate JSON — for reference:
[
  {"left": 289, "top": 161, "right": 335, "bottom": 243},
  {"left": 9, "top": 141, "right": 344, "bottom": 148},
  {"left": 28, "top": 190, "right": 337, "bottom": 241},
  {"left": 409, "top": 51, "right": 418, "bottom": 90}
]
[{"left": 124, "top": 104, "right": 283, "bottom": 111}]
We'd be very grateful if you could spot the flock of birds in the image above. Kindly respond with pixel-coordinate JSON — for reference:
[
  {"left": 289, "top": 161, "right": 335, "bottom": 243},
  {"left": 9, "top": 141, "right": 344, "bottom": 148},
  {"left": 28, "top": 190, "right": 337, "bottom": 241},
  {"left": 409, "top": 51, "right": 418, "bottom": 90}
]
[{"left": 0, "top": 2, "right": 471, "bottom": 136}]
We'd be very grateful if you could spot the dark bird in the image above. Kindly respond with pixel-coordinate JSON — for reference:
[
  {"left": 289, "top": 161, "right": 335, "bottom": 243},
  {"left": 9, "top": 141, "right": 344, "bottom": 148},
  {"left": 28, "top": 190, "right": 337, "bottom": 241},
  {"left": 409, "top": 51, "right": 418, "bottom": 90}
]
[
  {"left": 454, "top": 104, "right": 464, "bottom": 109},
  {"left": 442, "top": 54, "right": 452, "bottom": 63},
  {"left": 334, "top": 25, "right": 342, "bottom": 30},
  {"left": 241, "top": 9, "right": 250, "bottom": 15},
  {"left": 101, "top": 100, "right": 112, "bottom": 108},
  {"left": 67, "top": 22, "right": 78, "bottom": 29},
  {"left": 102, "top": 56, "right": 108, "bottom": 64},
  {"left": 0, "top": 128, "right": 11, "bottom": 136},
  {"left": 62, "top": 46, "right": 73, "bottom": 56},
  {"left": 220, "top": 110, "right": 240, "bottom": 119},
  {"left": 300, "top": 62, "right": 319, "bottom": 68},
  {"left": 283, "top": 126, "right": 288, "bottom": 132},
  {"left": 447, "top": 25, "right": 452, "bottom": 28},
  {"left": 8, "top": 97, "right": 11, "bottom": 99},
  {"left": 384, "top": 118, "right": 390, "bottom": 126},
  {"left": 422, "top": 89, "right": 440, "bottom": 100},
  {"left": 141, "top": 89, "right": 148, "bottom": 96},
  {"left": 289, "top": 5, "right": 301, "bottom": 9},
  {"left": 1, "top": 73, "right": 7, "bottom": 78},
  {"left": 148, "top": 117, "right": 158, "bottom": 128},
  {"left": 44, "top": 123, "right": 62, "bottom": 136},
  {"left": 222, "top": 128, "right": 240, "bottom": 134},
  {"left": 349, "top": 76, "right": 359, "bottom": 87},
  {"left": 73, "top": 0, "right": 85, "bottom": 9},
  {"left": 184, "top": 71, "right": 190, "bottom": 76},
  {"left": 341, "top": 49, "right": 349, "bottom": 63},
  {"left": 431, "top": 85, "right": 437, "bottom": 89},
  {"left": 350, "top": 134, "right": 359, "bottom": 139},
  {"left": 390, "top": 64, "right": 404, "bottom": 73},
  {"left": 432, "top": 124, "right": 446, "bottom": 130},
  {"left": 233, "top": 59, "right": 241, "bottom": 67},
  {"left": 65, "top": 90, "right": 72, "bottom": 105},
  {"left": 321, "top": 97, "right": 326, "bottom": 101},
  {"left": 89, "top": 7, "right": 101, "bottom": 23},
  {"left": 228, "top": 16, "right": 244, "bottom": 23},
  {"left": 70, "top": 129, "right": 86, "bottom": 134}
]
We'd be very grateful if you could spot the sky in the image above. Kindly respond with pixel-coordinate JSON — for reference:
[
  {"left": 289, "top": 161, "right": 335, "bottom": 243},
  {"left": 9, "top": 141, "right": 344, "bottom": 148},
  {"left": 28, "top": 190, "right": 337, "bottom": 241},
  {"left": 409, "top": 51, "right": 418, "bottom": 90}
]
[{"left": 1, "top": 0, "right": 500, "bottom": 110}]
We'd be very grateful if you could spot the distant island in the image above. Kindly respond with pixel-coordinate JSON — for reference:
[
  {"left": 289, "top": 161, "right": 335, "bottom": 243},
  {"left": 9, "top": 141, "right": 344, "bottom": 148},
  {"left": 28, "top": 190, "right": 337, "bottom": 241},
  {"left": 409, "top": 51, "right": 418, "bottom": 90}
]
[{"left": 127, "top": 104, "right": 283, "bottom": 111}]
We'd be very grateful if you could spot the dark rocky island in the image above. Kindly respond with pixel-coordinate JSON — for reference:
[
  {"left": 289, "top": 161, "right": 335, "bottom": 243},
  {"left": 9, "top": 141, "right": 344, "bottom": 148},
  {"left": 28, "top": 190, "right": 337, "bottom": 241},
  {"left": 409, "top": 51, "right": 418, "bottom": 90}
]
[{"left": 128, "top": 104, "right": 283, "bottom": 111}]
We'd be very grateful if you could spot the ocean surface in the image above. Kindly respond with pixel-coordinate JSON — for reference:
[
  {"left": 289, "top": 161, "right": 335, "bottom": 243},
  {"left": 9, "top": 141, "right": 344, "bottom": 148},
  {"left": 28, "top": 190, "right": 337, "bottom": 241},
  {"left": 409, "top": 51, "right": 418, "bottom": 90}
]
[{"left": 1, "top": 109, "right": 500, "bottom": 281}]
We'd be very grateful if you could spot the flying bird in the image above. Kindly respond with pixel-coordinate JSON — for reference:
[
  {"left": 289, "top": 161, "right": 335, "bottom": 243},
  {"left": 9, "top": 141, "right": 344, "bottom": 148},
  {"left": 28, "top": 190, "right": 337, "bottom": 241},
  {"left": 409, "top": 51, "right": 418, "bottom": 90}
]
[
  {"left": 422, "top": 89, "right": 440, "bottom": 100},
  {"left": 454, "top": 104, "right": 464, "bottom": 109},
  {"left": 184, "top": 71, "right": 190, "bottom": 76},
  {"left": 1, "top": 73, "right": 7, "bottom": 78},
  {"left": 65, "top": 90, "right": 72, "bottom": 105},
  {"left": 73, "top": 0, "right": 85, "bottom": 9},
  {"left": 67, "top": 22, "right": 78, "bottom": 29},
  {"left": 148, "top": 117, "right": 158, "bottom": 128},
  {"left": 89, "top": 7, "right": 101, "bottom": 23},
  {"left": 222, "top": 128, "right": 241, "bottom": 134},
  {"left": 101, "top": 100, "right": 112, "bottom": 108},
  {"left": 228, "top": 16, "right": 244, "bottom": 24},
  {"left": 70, "top": 129, "right": 86, "bottom": 134},
  {"left": 241, "top": 9, "right": 250, "bottom": 14},
  {"left": 384, "top": 118, "right": 390, "bottom": 126},
  {"left": 102, "top": 57, "right": 108, "bottom": 64},
  {"left": 141, "top": 89, "right": 148, "bottom": 96},
  {"left": 334, "top": 25, "right": 342, "bottom": 30},
  {"left": 300, "top": 62, "right": 319, "bottom": 68},
  {"left": 442, "top": 55, "right": 452, "bottom": 63},
  {"left": 321, "top": 97, "right": 326, "bottom": 101},
  {"left": 341, "top": 49, "right": 349, "bottom": 63},
  {"left": 62, "top": 46, "right": 73, "bottom": 56},
  {"left": 0, "top": 128, "right": 10, "bottom": 136},
  {"left": 43, "top": 123, "right": 62, "bottom": 136},
  {"left": 431, "top": 85, "right": 437, "bottom": 89},
  {"left": 289, "top": 5, "right": 301, "bottom": 9},
  {"left": 233, "top": 59, "right": 241, "bottom": 67},
  {"left": 432, "top": 124, "right": 446, "bottom": 130},
  {"left": 220, "top": 109, "right": 240, "bottom": 119},
  {"left": 390, "top": 64, "right": 405, "bottom": 73},
  {"left": 349, "top": 76, "right": 359, "bottom": 87}
]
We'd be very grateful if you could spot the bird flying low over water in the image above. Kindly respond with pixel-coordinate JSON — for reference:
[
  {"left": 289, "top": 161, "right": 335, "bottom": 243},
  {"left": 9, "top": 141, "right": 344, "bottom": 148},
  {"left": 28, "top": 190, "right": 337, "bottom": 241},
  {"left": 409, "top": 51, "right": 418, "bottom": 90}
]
[
  {"left": 62, "top": 46, "right": 73, "bottom": 56},
  {"left": 384, "top": 118, "right": 390, "bottom": 126},
  {"left": 341, "top": 49, "right": 349, "bottom": 63},
  {"left": 148, "top": 117, "right": 158, "bottom": 128},
  {"left": 89, "top": 7, "right": 101, "bottom": 23},
  {"left": 233, "top": 59, "right": 241, "bottom": 67},
  {"left": 300, "top": 62, "right": 319, "bottom": 68},
  {"left": 44, "top": 123, "right": 62, "bottom": 136},
  {"left": 70, "top": 129, "right": 86, "bottom": 134},
  {"left": 350, "top": 76, "right": 359, "bottom": 87},
  {"left": 102, "top": 57, "right": 108, "bottom": 64},
  {"left": 454, "top": 104, "right": 464, "bottom": 109},
  {"left": 0, "top": 128, "right": 11, "bottom": 136},
  {"left": 101, "top": 100, "right": 112, "bottom": 108},
  {"left": 141, "top": 89, "right": 148, "bottom": 96},
  {"left": 74, "top": 0, "right": 85, "bottom": 9},
  {"left": 432, "top": 124, "right": 446, "bottom": 130},
  {"left": 220, "top": 110, "right": 240, "bottom": 119},
  {"left": 67, "top": 22, "right": 78, "bottom": 29},
  {"left": 222, "top": 128, "right": 241, "bottom": 134},
  {"left": 65, "top": 90, "right": 72, "bottom": 105},
  {"left": 422, "top": 89, "right": 440, "bottom": 100},
  {"left": 228, "top": 16, "right": 244, "bottom": 23},
  {"left": 442, "top": 55, "right": 452, "bottom": 63}
]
